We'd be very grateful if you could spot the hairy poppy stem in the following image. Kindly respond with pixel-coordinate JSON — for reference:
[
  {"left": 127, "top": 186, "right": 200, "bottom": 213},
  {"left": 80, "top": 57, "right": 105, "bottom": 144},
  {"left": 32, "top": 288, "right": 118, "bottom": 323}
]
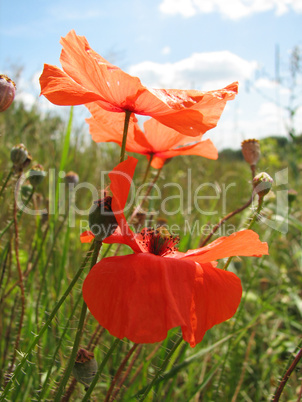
[
  {"left": 0, "top": 187, "right": 34, "bottom": 240},
  {"left": 137, "top": 336, "right": 183, "bottom": 401},
  {"left": 272, "top": 347, "right": 302, "bottom": 401},
  {"left": 199, "top": 195, "right": 253, "bottom": 247},
  {"left": 129, "top": 167, "right": 162, "bottom": 223},
  {"left": 104, "top": 343, "right": 139, "bottom": 402},
  {"left": 223, "top": 197, "right": 264, "bottom": 271},
  {"left": 0, "top": 167, "right": 14, "bottom": 198},
  {"left": 6, "top": 178, "right": 26, "bottom": 380},
  {"left": 54, "top": 240, "right": 102, "bottom": 401},
  {"left": 120, "top": 110, "right": 132, "bottom": 163}
]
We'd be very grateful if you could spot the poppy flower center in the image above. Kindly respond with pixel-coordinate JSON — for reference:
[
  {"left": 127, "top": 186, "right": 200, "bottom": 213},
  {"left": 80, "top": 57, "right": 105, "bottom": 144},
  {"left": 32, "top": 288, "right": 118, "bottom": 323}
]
[{"left": 139, "top": 227, "right": 179, "bottom": 256}]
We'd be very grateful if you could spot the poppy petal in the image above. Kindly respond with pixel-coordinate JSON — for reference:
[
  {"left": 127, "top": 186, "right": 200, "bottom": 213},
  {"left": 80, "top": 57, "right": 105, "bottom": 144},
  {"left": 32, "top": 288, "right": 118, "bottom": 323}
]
[
  {"left": 83, "top": 253, "right": 242, "bottom": 347},
  {"left": 59, "top": 30, "right": 164, "bottom": 114},
  {"left": 182, "top": 229, "right": 268, "bottom": 263},
  {"left": 86, "top": 103, "right": 150, "bottom": 154},
  {"left": 149, "top": 83, "right": 238, "bottom": 137},
  {"left": 143, "top": 118, "right": 196, "bottom": 152},
  {"left": 151, "top": 139, "right": 218, "bottom": 168},
  {"left": 104, "top": 227, "right": 144, "bottom": 253},
  {"left": 39, "top": 64, "right": 102, "bottom": 106},
  {"left": 80, "top": 231, "right": 95, "bottom": 243},
  {"left": 109, "top": 157, "right": 141, "bottom": 252},
  {"left": 182, "top": 261, "right": 242, "bottom": 347}
]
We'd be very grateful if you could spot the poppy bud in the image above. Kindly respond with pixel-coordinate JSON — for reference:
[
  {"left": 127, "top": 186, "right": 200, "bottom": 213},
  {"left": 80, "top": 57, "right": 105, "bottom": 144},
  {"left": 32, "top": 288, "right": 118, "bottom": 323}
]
[
  {"left": 0, "top": 74, "right": 16, "bottom": 112},
  {"left": 28, "top": 164, "right": 46, "bottom": 187},
  {"left": 65, "top": 171, "right": 79, "bottom": 185},
  {"left": 253, "top": 172, "right": 273, "bottom": 198},
  {"left": 241, "top": 139, "right": 261, "bottom": 166},
  {"left": 89, "top": 196, "right": 118, "bottom": 241},
  {"left": 10, "top": 144, "right": 29, "bottom": 166},
  {"left": 72, "top": 349, "right": 98, "bottom": 389}
]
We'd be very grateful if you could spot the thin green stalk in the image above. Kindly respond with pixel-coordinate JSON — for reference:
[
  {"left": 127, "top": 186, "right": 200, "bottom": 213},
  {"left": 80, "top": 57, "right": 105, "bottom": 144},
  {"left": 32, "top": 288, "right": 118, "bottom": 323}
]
[
  {"left": 37, "top": 292, "right": 83, "bottom": 401},
  {"left": 273, "top": 346, "right": 302, "bottom": 401},
  {"left": 223, "top": 196, "right": 264, "bottom": 271},
  {"left": 53, "top": 240, "right": 102, "bottom": 401},
  {"left": 129, "top": 167, "right": 163, "bottom": 223},
  {"left": 0, "top": 168, "right": 14, "bottom": 198},
  {"left": 82, "top": 338, "right": 121, "bottom": 401},
  {"left": 0, "top": 241, "right": 95, "bottom": 401},
  {"left": 0, "top": 188, "right": 34, "bottom": 240},
  {"left": 138, "top": 336, "right": 183, "bottom": 401},
  {"left": 55, "top": 106, "right": 73, "bottom": 222},
  {"left": 104, "top": 343, "right": 139, "bottom": 402},
  {"left": 7, "top": 178, "right": 26, "bottom": 376},
  {"left": 142, "top": 154, "right": 154, "bottom": 183},
  {"left": 120, "top": 110, "right": 132, "bottom": 163}
]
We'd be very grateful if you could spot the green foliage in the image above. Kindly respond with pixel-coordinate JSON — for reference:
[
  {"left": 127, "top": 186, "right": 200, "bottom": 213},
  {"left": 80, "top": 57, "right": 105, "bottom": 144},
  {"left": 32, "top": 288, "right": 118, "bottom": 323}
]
[{"left": 0, "top": 101, "right": 301, "bottom": 401}]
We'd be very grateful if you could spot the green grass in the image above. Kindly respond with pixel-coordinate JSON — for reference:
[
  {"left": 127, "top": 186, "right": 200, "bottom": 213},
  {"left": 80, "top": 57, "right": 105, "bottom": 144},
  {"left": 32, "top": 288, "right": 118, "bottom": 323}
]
[{"left": 0, "top": 101, "right": 301, "bottom": 401}]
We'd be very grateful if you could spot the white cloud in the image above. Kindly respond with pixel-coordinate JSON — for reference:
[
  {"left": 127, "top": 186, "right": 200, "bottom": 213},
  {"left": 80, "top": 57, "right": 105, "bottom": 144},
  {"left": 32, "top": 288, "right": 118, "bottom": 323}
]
[
  {"left": 159, "top": 0, "right": 302, "bottom": 20},
  {"left": 129, "top": 50, "right": 302, "bottom": 149},
  {"left": 128, "top": 50, "right": 258, "bottom": 90}
]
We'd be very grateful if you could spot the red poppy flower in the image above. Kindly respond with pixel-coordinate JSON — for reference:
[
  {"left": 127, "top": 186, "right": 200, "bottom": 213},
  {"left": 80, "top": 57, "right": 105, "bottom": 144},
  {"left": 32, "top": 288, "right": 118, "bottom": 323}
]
[
  {"left": 81, "top": 157, "right": 268, "bottom": 347},
  {"left": 86, "top": 103, "right": 218, "bottom": 168},
  {"left": 39, "top": 30, "right": 238, "bottom": 137}
]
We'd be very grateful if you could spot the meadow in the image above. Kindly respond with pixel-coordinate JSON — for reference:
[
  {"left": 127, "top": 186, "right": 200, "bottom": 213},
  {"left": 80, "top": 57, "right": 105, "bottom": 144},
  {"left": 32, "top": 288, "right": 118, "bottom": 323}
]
[{"left": 0, "top": 86, "right": 301, "bottom": 401}]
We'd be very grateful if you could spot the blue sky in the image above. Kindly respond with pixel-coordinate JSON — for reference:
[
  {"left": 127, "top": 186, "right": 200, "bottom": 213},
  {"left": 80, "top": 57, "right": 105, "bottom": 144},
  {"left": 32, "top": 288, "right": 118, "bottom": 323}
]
[{"left": 1, "top": 0, "right": 302, "bottom": 149}]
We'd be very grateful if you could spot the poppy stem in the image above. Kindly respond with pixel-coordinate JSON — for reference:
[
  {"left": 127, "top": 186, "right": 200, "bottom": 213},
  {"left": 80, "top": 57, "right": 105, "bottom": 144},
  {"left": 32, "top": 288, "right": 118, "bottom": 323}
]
[
  {"left": 129, "top": 167, "right": 162, "bottom": 223},
  {"left": 120, "top": 110, "right": 132, "bottom": 163},
  {"left": 222, "top": 196, "right": 264, "bottom": 271},
  {"left": 53, "top": 240, "right": 102, "bottom": 401},
  {"left": 1, "top": 241, "right": 96, "bottom": 400},
  {"left": 104, "top": 343, "right": 139, "bottom": 402},
  {"left": 272, "top": 347, "right": 302, "bottom": 401},
  {"left": 0, "top": 167, "right": 14, "bottom": 198},
  {"left": 142, "top": 154, "right": 154, "bottom": 183},
  {"left": 138, "top": 335, "right": 183, "bottom": 401}
]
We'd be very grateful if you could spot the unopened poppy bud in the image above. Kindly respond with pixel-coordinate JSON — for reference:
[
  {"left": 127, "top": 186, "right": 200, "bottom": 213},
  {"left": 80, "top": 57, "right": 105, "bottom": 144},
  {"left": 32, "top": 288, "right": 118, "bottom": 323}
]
[
  {"left": 0, "top": 74, "right": 16, "bottom": 112},
  {"left": 72, "top": 349, "right": 98, "bottom": 389},
  {"left": 241, "top": 139, "right": 261, "bottom": 166},
  {"left": 11, "top": 144, "right": 28, "bottom": 166},
  {"left": 89, "top": 196, "right": 118, "bottom": 241},
  {"left": 253, "top": 172, "right": 273, "bottom": 198},
  {"left": 65, "top": 171, "right": 79, "bottom": 185},
  {"left": 28, "top": 164, "right": 46, "bottom": 187}
]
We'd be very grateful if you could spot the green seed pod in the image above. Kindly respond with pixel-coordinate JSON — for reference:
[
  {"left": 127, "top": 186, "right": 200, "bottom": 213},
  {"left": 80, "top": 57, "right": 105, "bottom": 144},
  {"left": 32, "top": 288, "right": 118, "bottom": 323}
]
[
  {"left": 11, "top": 144, "right": 28, "bottom": 166},
  {"left": 72, "top": 349, "right": 98, "bottom": 389},
  {"left": 0, "top": 75, "right": 16, "bottom": 112},
  {"left": 89, "top": 196, "right": 118, "bottom": 241},
  {"left": 65, "top": 171, "right": 79, "bottom": 185},
  {"left": 28, "top": 164, "right": 46, "bottom": 187},
  {"left": 253, "top": 172, "right": 273, "bottom": 198}
]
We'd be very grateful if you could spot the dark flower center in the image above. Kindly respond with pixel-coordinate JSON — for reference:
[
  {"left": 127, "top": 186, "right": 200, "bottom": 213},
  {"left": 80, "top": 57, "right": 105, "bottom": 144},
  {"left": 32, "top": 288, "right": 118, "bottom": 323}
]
[{"left": 139, "top": 227, "right": 179, "bottom": 256}]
